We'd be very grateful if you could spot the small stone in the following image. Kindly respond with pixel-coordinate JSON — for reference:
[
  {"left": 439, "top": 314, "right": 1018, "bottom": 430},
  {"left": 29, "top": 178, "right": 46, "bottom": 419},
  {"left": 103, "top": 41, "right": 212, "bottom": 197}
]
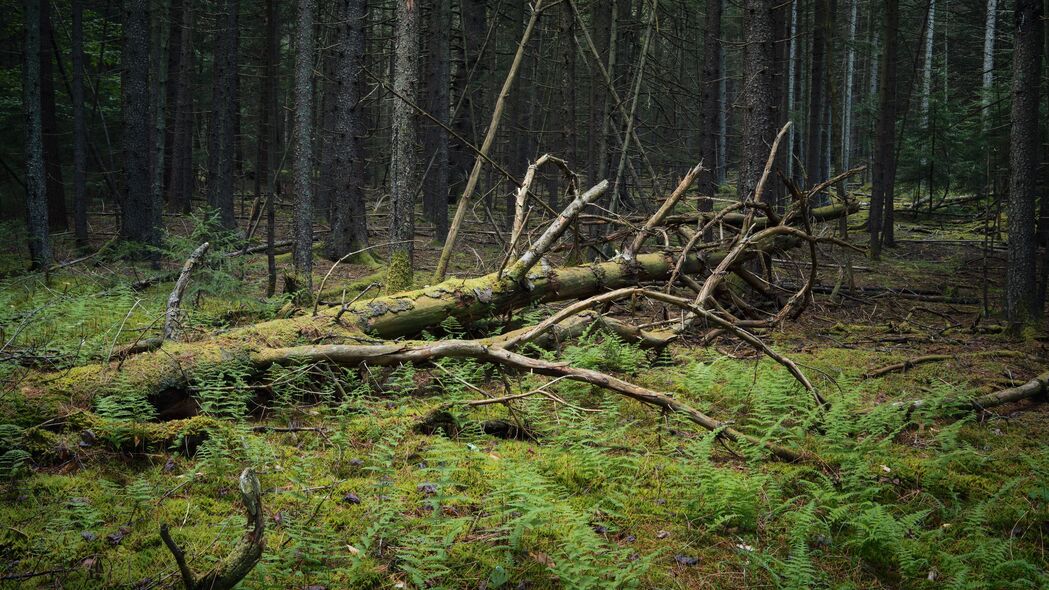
[
  {"left": 656, "top": 530, "right": 670, "bottom": 539},
  {"left": 674, "top": 555, "right": 699, "bottom": 566},
  {"left": 592, "top": 524, "right": 608, "bottom": 534},
  {"left": 81, "top": 531, "right": 97, "bottom": 542},
  {"left": 107, "top": 526, "right": 130, "bottom": 545},
  {"left": 417, "top": 483, "right": 437, "bottom": 496},
  {"left": 349, "top": 458, "right": 364, "bottom": 468},
  {"left": 341, "top": 492, "right": 361, "bottom": 505}
]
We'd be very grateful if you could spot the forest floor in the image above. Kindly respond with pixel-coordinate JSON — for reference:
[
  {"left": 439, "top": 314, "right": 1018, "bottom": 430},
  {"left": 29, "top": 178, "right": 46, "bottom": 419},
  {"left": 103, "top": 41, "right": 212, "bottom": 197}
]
[{"left": 0, "top": 196, "right": 1047, "bottom": 589}]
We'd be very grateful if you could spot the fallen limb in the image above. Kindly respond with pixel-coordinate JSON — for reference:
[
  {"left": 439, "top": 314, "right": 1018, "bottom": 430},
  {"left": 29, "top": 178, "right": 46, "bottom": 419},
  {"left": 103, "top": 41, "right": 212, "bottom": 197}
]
[
  {"left": 161, "top": 468, "right": 265, "bottom": 590},
  {"left": 902, "top": 371, "right": 1049, "bottom": 414},
  {"left": 252, "top": 340, "right": 812, "bottom": 462},
  {"left": 864, "top": 350, "right": 1026, "bottom": 379}
]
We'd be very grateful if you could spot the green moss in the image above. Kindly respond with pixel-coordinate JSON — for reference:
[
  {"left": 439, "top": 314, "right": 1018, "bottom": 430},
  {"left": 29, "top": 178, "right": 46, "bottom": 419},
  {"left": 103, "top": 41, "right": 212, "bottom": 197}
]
[{"left": 384, "top": 250, "right": 414, "bottom": 294}]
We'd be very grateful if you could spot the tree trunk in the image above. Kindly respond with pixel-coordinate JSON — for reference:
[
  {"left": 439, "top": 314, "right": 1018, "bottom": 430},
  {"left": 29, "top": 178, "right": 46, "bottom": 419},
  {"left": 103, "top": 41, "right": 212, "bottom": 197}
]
[
  {"left": 163, "top": 0, "right": 183, "bottom": 196},
  {"left": 1005, "top": 0, "right": 1044, "bottom": 330},
  {"left": 869, "top": 0, "right": 898, "bottom": 260},
  {"left": 422, "top": 0, "right": 450, "bottom": 241},
  {"left": 387, "top": 0, "right": 421, "bottom": 293},
  {"left": 168, "top": 0, "right": 194, "bottom": 214},
  {"left": 841, "top": 0, "right": 857, "bottom": 173},
  {"left": 40, "top": 0, "right": 67, "bottom": 231},
  {"left": 292, "top": 0, "right": 316, "bottom": 290},
  {"left": 151, "top": 0, "right": 169, "bottom": 224},
  {"left": 121, "top": 0, "right": 162, "bottom": 251},
  {"left": 72, "top": 0, "right": 89, "bottom": 251},
  {"left": 785, "top": 0, "right": 798, "bottom": 180},
  {"left": 697, "top": 0, "right": 722, "bottom": 202},
  {"left": 739, "top": 0, "right": 776, "bottom": 203},
  {"left": 259, "top": 0, "right": 280, "bottom": 296},
  {"left": 23, "top": 0, "right": 51, "bottom": 269},
  {"left": 327, "top": 0, "right": 371, "bottom": 261},
  {"left": 981, "top": 0, "right": 998, "bottom": 126},
  {"left": 206, "top": 0, "right": 238, "bottom": 229},
  {"left": 804, "top": 0, "right": 829, "bottom": 192}
]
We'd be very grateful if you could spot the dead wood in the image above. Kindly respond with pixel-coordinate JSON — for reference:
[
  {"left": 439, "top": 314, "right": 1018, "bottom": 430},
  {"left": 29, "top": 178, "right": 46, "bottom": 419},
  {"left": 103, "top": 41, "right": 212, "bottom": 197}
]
[
  {"left": 160, "top": 468, "right": 265, "bottom": 590},
  {"left": 164, "top": 242, "right": 210, "bottom": 340},
  {"left": 864, "top": 350, "right": 1027, "bottom": 379}
]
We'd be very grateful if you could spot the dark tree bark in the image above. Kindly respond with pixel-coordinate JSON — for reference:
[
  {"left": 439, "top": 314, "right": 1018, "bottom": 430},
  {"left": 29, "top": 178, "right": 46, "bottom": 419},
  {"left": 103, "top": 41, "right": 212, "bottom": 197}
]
[
  {"left": 585, "top": 0, "right": 611, "bottom": 186},
  {"left": 387, "top": 0, "right": 421, "bottom": 293},
  {"left": 292, "top": 0, "right": 316, "bottom": 289},
  {"left": 559, "top": 1, "right": 577, "bottom": 180},
  {"left": 697, "top": 0, "right": 722, "bottom": 203},
  {"left": 40, "top": 0, "right": 67, "bottom": 230},
  {"left": 450, "top": 0, "right": 487, "bottom": 192},
  {"left": 739, "top": 0, "right": 776, "bottom": 203},
  {"left": 869, "top": 0, "right": 898, "bottom": 260},
  {"left": 206, "top": 0, "right": 239, "bottom": 229},
  {"left": 72, "top": 0, "right": 89, "bottom": 251},
  {"left": 1006, "top": 0, "right": 1044, "bottom": 329},
  {"left": 422, "top": 0, "right": 450, "bottom": 241},
  {"left": 805, "top": 0, "right": 830, "bottom": 191},
  {"left": 168, "top": 0, "right": 194, "bottom": 213},
  {"left": 261, "top": 0, "right": 279, "bottom": 297},
  {"left": 326, "top": 0, "right": 371, "bottom": 260},
  {"left": 121, "top": 0, "right": 162, "bottom": 250},
  {"left": 163, "top": 0, "right": 183, "bottom": 195},
  {"left": 23, "top": 0, "right": 52, "bottom": 269}
]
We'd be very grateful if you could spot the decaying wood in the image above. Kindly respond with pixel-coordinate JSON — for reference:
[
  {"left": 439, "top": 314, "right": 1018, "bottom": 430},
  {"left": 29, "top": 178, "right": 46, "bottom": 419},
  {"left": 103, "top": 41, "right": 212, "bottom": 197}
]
[
  {"left": 161, "top": 468, "right": 265, "bottom": 590},
  {"left": 901, "top": 370, "right": 1049, "bottom": 413},
  {"left": 164, "top": 242, "right": 210, "bottom": 340},
  {"left": 864, "top": 349, "right": 1026, "bottom": 378},
  {"left": 434, "top": 0, "right": 547, "bottom": 283},
  {"left": 252, "top": 340, "right": 810, "bottom": 462}
]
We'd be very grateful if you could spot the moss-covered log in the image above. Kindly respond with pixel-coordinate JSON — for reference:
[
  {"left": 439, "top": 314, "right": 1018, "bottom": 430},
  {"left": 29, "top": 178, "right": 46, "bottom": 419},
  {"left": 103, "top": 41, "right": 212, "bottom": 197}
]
[{"left": 11, "top": 203, "right": 854, "bottom": 413}]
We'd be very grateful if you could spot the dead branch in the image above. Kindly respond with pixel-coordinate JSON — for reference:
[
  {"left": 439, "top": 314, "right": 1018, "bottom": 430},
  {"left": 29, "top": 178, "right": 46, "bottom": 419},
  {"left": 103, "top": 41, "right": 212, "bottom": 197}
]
[
  {"left": 160, "top": 468, "right": 265, "bottom": 590},
  {"left": 163, "top": 242, "right": 210, "bottom": 341},
  {"left": 252, "top": 340, "right": 811, "bottom": 462}
]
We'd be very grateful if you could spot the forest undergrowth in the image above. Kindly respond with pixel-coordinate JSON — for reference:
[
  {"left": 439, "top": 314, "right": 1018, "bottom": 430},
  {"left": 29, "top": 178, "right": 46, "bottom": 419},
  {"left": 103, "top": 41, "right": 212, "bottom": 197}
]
[{"left": 0, "top": 207, "right": 1046, "bottom": 589}]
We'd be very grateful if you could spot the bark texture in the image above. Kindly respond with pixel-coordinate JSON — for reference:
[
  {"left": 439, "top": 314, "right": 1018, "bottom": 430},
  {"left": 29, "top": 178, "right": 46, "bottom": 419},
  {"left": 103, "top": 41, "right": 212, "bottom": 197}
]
[
  {"left": 739, "top": 0, "right": 776, "bottom": 203},
  {"left": 292, "top": 0, "right": 316, "bottom": 289},
  {"left": 1006, "top": 0, "right": 1044, "bottom": 329},
  {"left": 23, "top": 0, "right": 52, "bottom": 269},
  {"left": 326, "top": 0, "right": 371, "bottom": 261},
  {"left": 387, "top": 0, "right": 421, "bottom": 293},
  {"left": 206, "top": 0, "right": 239, "bottom": 229},
  {"left": 121, "top": 0, "right": 162, "bottom": 250}
]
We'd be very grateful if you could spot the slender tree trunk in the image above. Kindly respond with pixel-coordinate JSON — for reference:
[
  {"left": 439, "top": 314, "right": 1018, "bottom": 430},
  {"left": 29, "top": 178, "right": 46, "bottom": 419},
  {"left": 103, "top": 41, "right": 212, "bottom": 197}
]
[
  {"left": 697, "top": 0, "right": 722, "bottom": 202},
  {"left": 121, "top": 0, "right": 161, "bottom": 251},
  {"left": 981, "top": 0, "right": 998, "bottom": 126},
  {"left": 870, "top": 0, "right": 898, "bottom": 259},
  {"left": 151, "top": 0, "right": 169, "bottom": 220},
  {"left": 72, "top": 0, "right": 89, "bottom": 251},
  {"left": 206, "top": 0, "right": 238, "bottom": 229},
  {"left": 739, "top": 0, "right": 776, "bottom": 203},
  {"left": 40, "top": 0, "right": 67, "bottom": 231},
  {"left": 262, "top": 0, "right": 279, "bottom": 297},
  {"left": 785, "top": 0, "right": 798, "bottom": 180},
  {"left": 1006, "top": 0, "right": 1044, "bottom": 330},
  {"left": 387, "top": 0, "right": 421, "bottom": 293},
  {"left": 168, "top": 0, "right": 194, "bottom": 213},
  {"left": 841, "top": 0, "right": 857, "bottom": 173},
  {"left": 163, "top": 0, "right": 183, "bottom": 194},
  {"left": 422, "top": 0, "right": 450, "bottom": 240},
  {"left": 588, "top": 0, "right": 612, "bottom": 185},
  {"left": 327, "top": 0, "right": 371, "bottom": 260},
  {"left": 804, "top": 0, "right": 830, "bottom": 190},
  {"left": 450, "top": 0, "right": 487, "bottom": 192},
  {"left": 23, "top": 0, "right": 51, "bottom": 269},
  {"left": 293, "top": 0, "right": 317, "bottom": 290}
]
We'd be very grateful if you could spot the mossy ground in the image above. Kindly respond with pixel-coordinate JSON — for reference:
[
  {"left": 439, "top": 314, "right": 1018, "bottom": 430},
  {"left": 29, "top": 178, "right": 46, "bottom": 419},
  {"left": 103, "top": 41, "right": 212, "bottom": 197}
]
[{"left": 0, "top": 205, "right": 1047, "bottom": 588}]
